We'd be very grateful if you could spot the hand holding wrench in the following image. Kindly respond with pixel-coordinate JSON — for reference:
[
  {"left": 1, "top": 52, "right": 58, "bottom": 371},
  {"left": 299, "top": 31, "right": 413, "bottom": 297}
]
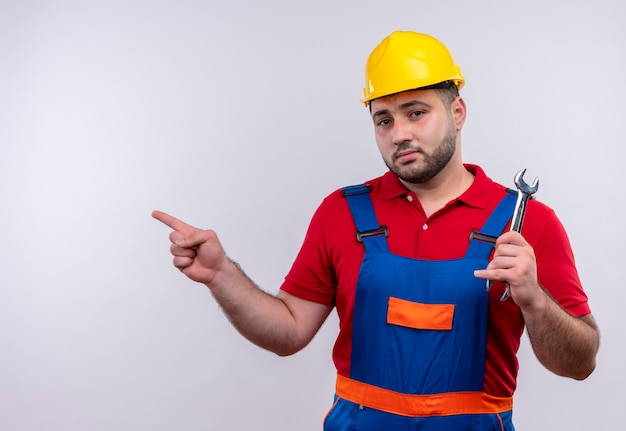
[{"left": 492, "top": 169, "right": 539, "bottom": 301}]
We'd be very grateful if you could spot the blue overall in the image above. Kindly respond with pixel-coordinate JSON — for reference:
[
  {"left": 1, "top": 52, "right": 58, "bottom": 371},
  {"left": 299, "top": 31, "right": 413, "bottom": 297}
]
[{"left": 323, "top": 185, "right": 517, "bottom": 431}]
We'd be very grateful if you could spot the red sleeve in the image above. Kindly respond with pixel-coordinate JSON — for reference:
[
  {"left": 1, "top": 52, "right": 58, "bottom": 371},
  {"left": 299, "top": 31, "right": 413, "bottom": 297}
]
[
  {"left": 279, "top": 194, "right": 340, "bottom": 306},
  {"left": 527, "top": 202, "right": 591, "bottom": 317}
]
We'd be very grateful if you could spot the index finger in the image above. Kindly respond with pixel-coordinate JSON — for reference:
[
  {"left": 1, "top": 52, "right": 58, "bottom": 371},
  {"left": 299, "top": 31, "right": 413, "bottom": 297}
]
[{"left": 151, "top": 210, "right": 192, "bottom": 232}]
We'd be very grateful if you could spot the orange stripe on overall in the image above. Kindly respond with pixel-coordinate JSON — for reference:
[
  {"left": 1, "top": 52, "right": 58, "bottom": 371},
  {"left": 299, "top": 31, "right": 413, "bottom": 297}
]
[{"left": 336, "top": 374, "right": 513, "bottom": 417}]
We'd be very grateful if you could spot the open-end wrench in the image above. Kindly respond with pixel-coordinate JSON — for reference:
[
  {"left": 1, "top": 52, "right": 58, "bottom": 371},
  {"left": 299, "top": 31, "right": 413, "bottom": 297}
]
[
  {"left": 510, "top": 169, "right": 539, "bottom": 233},
  {"left": 497, "top": 168, "right": 539, "bottom": 301}
]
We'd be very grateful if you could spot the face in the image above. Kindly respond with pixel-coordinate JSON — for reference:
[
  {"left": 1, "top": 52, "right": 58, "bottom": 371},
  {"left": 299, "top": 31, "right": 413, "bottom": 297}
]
[{"left": 370, "top": 89, "right": 464, "bottom": 185}]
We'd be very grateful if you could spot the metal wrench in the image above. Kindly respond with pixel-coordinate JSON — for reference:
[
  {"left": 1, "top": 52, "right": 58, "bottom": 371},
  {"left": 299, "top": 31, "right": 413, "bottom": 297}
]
[
  {"left": 491, "top": 169, "right": 539, "bottom": 301},
  {"left": 510, "top": 169, "right": 539, "bottom": 234}
]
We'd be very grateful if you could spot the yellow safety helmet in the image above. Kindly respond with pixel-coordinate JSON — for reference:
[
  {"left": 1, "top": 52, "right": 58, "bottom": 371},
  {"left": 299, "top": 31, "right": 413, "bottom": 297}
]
[{"left": 361, "top": 31, "right": 465, "bottom": 106}]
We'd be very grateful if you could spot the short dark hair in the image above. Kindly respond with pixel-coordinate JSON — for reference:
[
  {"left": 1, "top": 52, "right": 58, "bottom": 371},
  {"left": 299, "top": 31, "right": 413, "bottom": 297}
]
[{"left": 420, "top": 80, "right": 460, "bottom": 106}]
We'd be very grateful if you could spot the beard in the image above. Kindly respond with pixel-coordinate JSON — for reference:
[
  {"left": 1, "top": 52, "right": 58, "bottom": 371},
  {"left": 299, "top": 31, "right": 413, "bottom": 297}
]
[{"left": 383, "top": 126, "right": 457, "bottom": 184}]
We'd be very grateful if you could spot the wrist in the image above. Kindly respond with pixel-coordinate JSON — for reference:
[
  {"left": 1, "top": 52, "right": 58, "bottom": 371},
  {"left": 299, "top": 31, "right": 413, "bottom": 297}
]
[
  {"left": 519, "top": 284, "right": 549, "bottom": 319},
  {"left": 206, "top": 257, "right": 248, "bottom": 291}
]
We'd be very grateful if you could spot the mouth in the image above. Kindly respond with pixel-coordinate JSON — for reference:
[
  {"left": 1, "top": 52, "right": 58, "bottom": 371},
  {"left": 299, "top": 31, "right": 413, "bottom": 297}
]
[{"left": 394, "top": 148, "right": 421, "bottom": 164}]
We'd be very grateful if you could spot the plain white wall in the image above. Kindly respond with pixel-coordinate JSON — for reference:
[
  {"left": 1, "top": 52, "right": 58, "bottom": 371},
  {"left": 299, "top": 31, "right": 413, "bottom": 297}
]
[{"left": 1, "top": 0, "right": 624, "bottom": 429}]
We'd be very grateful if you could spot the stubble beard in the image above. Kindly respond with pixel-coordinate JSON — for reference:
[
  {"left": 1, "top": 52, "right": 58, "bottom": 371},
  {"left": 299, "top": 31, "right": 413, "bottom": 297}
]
[{"left": 384, "top": 127, "right": 457, "bottom": 184}]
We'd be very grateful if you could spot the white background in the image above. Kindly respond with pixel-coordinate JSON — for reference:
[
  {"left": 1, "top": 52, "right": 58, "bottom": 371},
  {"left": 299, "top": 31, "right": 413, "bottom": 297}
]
[{"left": 1, "top": 0, "right": 624, "bottom": 429}]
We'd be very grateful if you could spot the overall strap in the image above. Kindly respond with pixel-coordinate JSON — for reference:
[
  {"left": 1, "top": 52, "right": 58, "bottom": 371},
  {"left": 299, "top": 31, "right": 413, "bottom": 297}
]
[
  {"left": 341, "top": 184, "right": 389, "bottom": 253},
  {"left": 465, "top": 191, "right": 517, "bottom": 259}
]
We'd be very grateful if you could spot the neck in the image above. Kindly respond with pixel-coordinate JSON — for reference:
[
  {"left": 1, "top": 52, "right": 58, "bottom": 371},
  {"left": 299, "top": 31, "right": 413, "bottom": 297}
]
[{"left": 401, "top": 159, "right": 474, "bottom": 218}]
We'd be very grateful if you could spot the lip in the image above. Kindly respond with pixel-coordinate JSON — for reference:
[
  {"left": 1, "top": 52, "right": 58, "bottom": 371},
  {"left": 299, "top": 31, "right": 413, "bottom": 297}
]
[{"left": 394, "top": 149, "right": 420, "bottom": 164}]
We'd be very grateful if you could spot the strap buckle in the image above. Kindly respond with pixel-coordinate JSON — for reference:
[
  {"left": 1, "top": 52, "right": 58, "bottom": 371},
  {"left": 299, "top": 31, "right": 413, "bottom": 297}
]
[
  {"left": 468, "top": 229, "right": 497, "bottom": 244},
  {"left": 357, "top": 225, "right": 388, "bottom": 242},
  {"left": 341, "top": 184, "right": 372, "bottom": 197}
]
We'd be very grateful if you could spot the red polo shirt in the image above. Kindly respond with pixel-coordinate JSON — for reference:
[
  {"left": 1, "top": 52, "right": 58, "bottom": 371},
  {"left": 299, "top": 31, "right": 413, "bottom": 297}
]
[{"left": 280, "top": 165, "right": 590, "bottom": 397}]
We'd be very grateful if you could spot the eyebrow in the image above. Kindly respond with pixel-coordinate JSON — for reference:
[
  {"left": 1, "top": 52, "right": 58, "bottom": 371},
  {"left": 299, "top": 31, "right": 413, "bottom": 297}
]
[{"left": 371, "top": 100, "right": 432, "bottom": 120}]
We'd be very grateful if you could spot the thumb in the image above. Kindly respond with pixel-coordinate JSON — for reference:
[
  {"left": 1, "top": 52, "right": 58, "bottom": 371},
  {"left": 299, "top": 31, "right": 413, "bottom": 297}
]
[{"left": 178, "top": 228, "right": 215, "bottom": 248}]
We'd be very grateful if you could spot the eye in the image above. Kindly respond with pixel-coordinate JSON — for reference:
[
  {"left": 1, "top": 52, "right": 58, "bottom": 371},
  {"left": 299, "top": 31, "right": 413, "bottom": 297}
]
[
  {"left": 376, "top": 118, "right": 392, "bottom": 127},
  {"left": 409, "top": 110, "right": 425, "bottom": 118}
]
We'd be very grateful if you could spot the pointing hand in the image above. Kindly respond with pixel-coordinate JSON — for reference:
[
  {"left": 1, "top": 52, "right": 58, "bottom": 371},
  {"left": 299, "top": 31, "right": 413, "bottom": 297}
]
[{"left": 152, "top": 210, "right": 228, "bottom": 285}]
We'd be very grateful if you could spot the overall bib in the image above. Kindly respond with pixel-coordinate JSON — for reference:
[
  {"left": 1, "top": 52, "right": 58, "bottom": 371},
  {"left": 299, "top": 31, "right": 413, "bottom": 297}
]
[{"left": 324, "top": 185, "right": 516, "bottom": 431}]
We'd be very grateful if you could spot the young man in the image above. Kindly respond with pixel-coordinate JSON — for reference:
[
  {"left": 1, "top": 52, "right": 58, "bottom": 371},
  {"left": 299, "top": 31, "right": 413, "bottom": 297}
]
[{"left": 153, "top": 31, "right": 599, "bottom": 430}]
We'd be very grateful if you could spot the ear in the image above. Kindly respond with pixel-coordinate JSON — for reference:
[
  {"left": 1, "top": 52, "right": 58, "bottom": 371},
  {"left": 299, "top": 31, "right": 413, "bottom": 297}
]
[{"left": 450, "top": 96, "right": 466, "bottom": 131}]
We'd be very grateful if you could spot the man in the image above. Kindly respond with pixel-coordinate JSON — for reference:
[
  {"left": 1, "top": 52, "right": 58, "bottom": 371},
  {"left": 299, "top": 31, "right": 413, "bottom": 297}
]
[{"left": 153, "top": 31, "right": 599, "bottom": 430}]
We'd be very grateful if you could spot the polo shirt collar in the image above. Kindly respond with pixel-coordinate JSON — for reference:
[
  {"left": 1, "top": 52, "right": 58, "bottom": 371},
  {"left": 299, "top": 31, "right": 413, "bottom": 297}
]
[{"left": 379, "top": 164, "right": 493, "bottom": 209}]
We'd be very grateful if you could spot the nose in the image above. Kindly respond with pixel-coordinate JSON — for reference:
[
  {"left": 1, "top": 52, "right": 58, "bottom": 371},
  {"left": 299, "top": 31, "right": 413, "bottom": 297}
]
[{"left": 391, "top": 117, "right": 413, "bottom": 146}]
